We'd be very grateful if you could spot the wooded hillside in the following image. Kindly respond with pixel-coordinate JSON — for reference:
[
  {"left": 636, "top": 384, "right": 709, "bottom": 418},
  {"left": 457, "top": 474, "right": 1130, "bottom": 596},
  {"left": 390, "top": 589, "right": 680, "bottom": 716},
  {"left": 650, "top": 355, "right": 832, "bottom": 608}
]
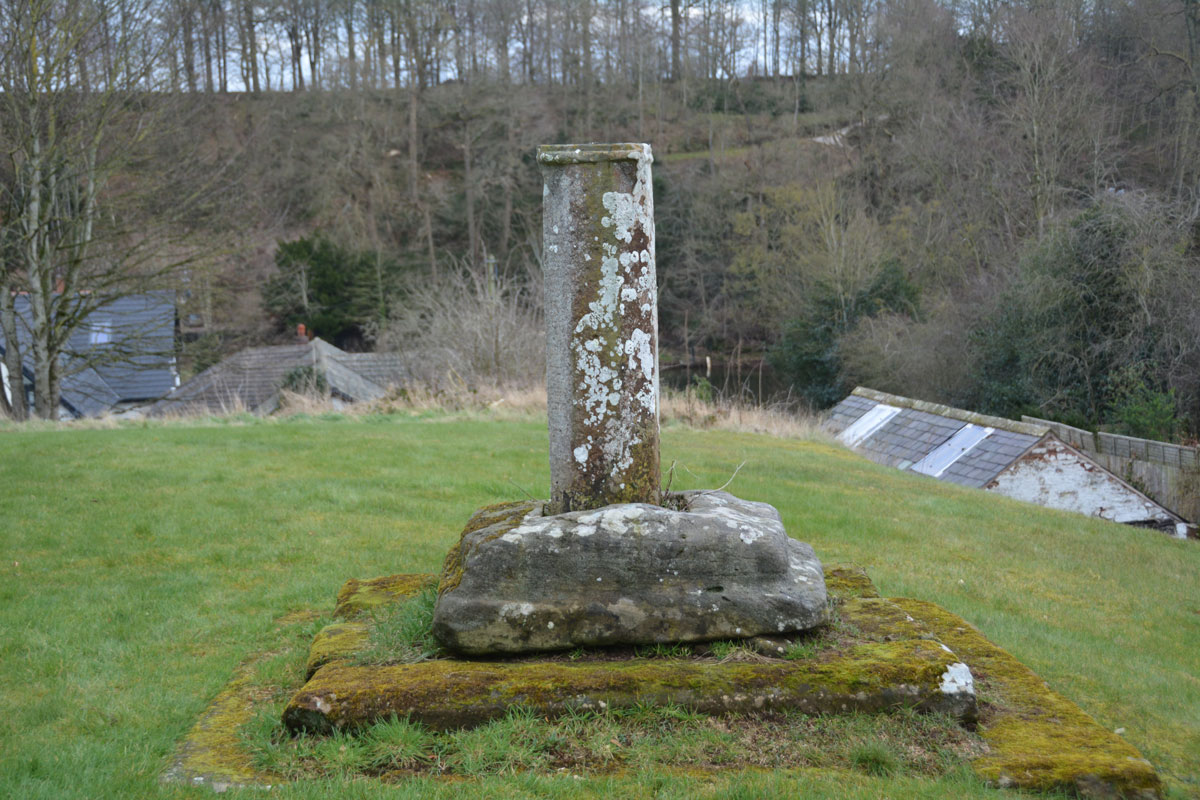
[{"left": 3, "top": 0, "right": 1200, "bottom": 438}]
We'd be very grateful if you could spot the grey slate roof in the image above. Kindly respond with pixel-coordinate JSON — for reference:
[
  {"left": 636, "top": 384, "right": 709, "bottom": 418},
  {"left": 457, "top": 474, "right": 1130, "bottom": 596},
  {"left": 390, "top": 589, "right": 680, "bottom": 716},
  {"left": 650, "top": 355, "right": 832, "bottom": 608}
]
[
  {"left": 825, "top": 392, "right": 874, "bottom": 434},
  {"left": 825, "top": 387, "right": 1045, "bottom": 488},
  {"left": 0, "top": 291, "right": 177, "bottom": 416},
  {"left": 328, "top": 351, "right": 410, "bottom": 389},
  {"left": 826, "top": 386, "right": 1187, "bottom": 530},
  {"left": 857, "top": 407, "right": 969, "bottom": 471},
  {"left": 941, "top": 429, "right": 1036, "bottom": 487},
  {"left": 149, "top": 338, "right": 409, "bottom": 417},
  {"left": 70, "top": 293, "right": 179, "bottom": 400}
]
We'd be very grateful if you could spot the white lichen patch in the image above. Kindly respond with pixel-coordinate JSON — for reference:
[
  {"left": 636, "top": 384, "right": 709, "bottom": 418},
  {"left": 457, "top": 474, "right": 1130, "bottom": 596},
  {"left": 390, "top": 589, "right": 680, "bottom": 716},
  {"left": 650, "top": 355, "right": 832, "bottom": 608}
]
[
  {"left": 940, "top": 662, "right": 975, "bottom": 697},
  {"left": 500, "top": 602, "right": 536, "bottom": 619},
  {"left": 704, "top": 504, "right": 780, "bottom": 545},
  {"left": 601, "top": 191, "right": 638, "bottom": 243},
  {"left": 606, "top": 597, "right": 648, "bottom": 626}
]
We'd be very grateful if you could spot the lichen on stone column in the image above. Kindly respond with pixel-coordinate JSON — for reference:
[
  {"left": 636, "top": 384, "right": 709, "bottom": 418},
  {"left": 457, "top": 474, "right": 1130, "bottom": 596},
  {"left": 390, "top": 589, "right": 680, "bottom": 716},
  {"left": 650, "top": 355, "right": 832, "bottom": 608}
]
[{"left": 539, "top": 143, "right": 660, "bottom": 514}]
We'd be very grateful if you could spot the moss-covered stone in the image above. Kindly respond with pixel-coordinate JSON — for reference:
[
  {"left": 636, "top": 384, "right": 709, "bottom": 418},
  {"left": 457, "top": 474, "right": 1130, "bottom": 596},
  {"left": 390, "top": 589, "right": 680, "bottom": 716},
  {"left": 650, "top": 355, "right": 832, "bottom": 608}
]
[
  {"left": 283, "top": 637, "right": 972, "bottom": 734},
  {"left": 163, "top": 668, "right": 262, "bottom": 789},
  {"left": 305, "top": 622, "right": 370, "bottom": 679},
  {"left": 431, "top": 492, "right": 828, "bottom": 655},
  {"left": 823, "top": 564, "right": 881, "bottom": 600},
  {"left": 838, "top": 597, "right": 937, "bottom": 643},
  {"left": 332, "top": 573, "right": 438, "bottom": 619},
  {"left": 437, "top": 501, "right": 539, "bottom": 596},
  {"left": 891, "top": 598, "right": 1162, "bottom": 799}
]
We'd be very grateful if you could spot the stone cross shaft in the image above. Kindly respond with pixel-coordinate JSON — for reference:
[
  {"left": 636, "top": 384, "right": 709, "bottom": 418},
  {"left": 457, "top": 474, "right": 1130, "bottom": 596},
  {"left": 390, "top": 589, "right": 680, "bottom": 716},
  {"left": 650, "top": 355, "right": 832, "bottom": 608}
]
[{"left": 539, "top": 143, "right": 660, "bottom": 514}]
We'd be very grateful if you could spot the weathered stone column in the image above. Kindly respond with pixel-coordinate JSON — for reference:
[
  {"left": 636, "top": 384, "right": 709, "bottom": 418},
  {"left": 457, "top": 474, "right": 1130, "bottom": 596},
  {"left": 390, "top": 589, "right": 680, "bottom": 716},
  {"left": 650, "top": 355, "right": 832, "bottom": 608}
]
[{"left": 539, "top": 143, "right": 660, "bottom": 514}]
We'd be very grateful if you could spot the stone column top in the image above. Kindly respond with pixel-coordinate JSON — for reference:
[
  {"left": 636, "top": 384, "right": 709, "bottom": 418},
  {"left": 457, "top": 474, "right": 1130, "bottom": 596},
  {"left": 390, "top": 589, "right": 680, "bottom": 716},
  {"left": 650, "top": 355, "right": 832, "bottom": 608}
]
[{"left": 536, "top": 143, "right": 653, "bottom": 166}]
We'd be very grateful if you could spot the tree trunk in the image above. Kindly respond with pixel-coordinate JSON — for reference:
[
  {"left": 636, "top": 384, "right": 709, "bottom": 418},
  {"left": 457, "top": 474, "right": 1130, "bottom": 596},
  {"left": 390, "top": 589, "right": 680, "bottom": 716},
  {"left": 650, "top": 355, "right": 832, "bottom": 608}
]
[
  {"left": 200, "top": 0, "right": 215, "bottom": 91},
  {"left": 463, "top": 124, "right": 478, "bottom": 268},
  {"left": 346, "top": 3, "right": 357, "bottom": 89},
  {"left": 772, "top": 0, "right": 782, "bottom": 76},
  {"left": 0, "top": 283, "right": 28, "bottom": 421},
  {"left": 182, "top": 0, "right": 197, "bottom": 91},
  {"left": 670, "top": 0, "right": 682, "bottom": 81},
  {"left": 244, "top": 0, "right": 260, "bottom": 92}
]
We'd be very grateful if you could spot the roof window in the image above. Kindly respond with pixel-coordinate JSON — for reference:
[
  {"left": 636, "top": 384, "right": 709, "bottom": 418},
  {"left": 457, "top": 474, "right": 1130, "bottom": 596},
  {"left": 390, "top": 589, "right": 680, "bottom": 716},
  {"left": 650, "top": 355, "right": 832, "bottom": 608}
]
[
  {"left": 838, "top": 403, "right": 902, "bottom": 447},
  {"left": 89, "top": 318, "right": 113, "bottom": 345},
  {"left": 911, "top": 424, "right": 994, "bottom": 477}
]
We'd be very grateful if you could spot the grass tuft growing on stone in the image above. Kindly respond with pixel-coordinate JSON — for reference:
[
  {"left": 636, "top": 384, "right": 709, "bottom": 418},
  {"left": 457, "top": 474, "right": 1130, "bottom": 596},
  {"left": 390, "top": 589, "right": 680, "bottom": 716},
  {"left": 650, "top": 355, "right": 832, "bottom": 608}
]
[{"left": 353, "top": 585, "right": 440, "bottom": 666}]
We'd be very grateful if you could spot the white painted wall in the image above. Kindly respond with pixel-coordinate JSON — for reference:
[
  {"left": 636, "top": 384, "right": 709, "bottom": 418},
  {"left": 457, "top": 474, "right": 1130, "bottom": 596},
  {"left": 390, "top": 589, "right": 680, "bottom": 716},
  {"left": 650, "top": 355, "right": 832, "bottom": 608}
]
[{"left": 987, "top": 436, "right": 1176, "bottom": 526}]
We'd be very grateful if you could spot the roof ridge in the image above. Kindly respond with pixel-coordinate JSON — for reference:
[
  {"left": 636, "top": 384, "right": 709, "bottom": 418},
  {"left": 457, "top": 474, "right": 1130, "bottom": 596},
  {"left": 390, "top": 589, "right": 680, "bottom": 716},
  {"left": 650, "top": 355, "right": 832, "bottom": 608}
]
[{"left": 850, "top": 386, "right": 1050, "bottom": 437}]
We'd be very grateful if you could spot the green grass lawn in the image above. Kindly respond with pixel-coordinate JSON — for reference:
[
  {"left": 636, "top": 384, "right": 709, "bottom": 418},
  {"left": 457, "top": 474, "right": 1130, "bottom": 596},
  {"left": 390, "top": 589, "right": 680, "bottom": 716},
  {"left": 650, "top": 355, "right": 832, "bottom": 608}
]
[{"left": 2, "top": 413, "right": 1198, "bottom": 798}]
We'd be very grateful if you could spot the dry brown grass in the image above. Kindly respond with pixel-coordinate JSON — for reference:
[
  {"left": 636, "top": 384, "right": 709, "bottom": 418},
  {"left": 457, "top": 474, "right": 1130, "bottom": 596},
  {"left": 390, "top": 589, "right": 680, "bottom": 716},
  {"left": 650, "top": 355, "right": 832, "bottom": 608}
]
[
  {"left": 660, "top": 389, "right": 832, "bottom": 442},
  {"left": 1, "top": 381, "right": 832, "bottom": 443}
]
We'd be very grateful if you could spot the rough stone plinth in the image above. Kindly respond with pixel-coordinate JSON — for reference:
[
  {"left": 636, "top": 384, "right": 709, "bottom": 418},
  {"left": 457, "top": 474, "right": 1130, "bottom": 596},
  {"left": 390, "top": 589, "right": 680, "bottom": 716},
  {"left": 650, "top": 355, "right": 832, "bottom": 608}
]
[
  {"left": 431, "top": 491, "right": 827, "bottom": 655},
  {"left": 539, "top": 143, "right": 660, "bottom": 514},
  {"left": 283, "top": 638, "right": 976, "bottom": 734}
]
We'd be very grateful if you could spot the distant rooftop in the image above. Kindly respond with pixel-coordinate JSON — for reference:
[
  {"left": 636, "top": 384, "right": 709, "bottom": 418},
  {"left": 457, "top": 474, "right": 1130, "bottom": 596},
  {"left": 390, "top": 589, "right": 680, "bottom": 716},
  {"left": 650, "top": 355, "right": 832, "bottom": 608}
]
[
  {"left": 1, "top": 291, "right": 177, "bottom": 417},
  {"left": 826, "top": 387, "right": 1047, "bottom": 489},
  {"left": 825, "top": 387, "right": 1186, "bottom": 533},
  {"left": 150, "top": 338, "right": 408, "bottom": 417}
]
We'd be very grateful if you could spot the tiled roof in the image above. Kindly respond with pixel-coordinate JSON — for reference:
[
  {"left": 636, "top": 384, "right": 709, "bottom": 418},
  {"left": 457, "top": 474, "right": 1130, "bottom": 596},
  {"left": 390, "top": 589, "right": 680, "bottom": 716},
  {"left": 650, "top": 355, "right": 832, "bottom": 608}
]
[
  {"left": 150, "top": 339, "right": 409, "bottom": 417},
  {"left": 825, "top": 393, "right": 874, "bottom": 435},
  {"left": 70, "top": 292, "right": 178, "bottom": 400},
  {"left": 825, "top": 387, "right": 1184, "bottom": 528},
  {"left": 1, "top": 291, "right": 177, "bottom": 416},
  {"left": 151, "top": 343, "right": 315, "bottom": 415},
  {"left": 856, "top": 407, "right": 970, "bottom": 471},
  {"left": 327, "top": 351, "right": 410, "bottom": 389},
  {"left": 825, "top": 387, "right": 1043, "bottom": 487}
]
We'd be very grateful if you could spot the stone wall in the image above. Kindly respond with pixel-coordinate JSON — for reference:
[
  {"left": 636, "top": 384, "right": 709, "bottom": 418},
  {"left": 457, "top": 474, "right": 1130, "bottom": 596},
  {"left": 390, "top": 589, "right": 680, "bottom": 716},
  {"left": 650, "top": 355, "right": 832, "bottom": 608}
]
[{"left": 1023, "top": 417, "right": 1200, "bottom": 522}]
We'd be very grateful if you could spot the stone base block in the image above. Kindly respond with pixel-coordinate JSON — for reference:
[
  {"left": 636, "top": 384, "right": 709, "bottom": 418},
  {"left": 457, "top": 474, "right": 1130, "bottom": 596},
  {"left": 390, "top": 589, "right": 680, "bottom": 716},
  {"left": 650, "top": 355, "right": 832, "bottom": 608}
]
[
  {"left": 432, "top": 491, "right": 828, "bottom": 655},
  {"left": 283, "top": 637, "right": 976, "bottom": 733}
]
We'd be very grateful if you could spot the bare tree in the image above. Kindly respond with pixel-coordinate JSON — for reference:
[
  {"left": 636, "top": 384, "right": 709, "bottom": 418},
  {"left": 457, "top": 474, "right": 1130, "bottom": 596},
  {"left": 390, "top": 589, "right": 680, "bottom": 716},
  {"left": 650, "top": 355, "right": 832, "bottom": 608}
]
[{"left": 0, "top": 0, "right": 206, "bottom": 419}]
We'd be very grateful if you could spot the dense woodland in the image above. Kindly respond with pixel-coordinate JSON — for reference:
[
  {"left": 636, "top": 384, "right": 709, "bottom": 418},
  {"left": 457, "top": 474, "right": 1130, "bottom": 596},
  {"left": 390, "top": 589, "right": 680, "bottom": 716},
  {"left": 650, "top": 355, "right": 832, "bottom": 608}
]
[{"left": 2, "top": 0, "right": 1200, "bottom": 441}]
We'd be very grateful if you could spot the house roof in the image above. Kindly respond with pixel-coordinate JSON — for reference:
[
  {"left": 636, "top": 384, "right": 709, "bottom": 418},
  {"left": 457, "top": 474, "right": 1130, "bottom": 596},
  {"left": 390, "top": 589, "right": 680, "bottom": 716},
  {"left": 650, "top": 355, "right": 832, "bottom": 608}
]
[
  {"left": 68, "top": 293, "right": 178, "bottom": 401},
  {"left": 826, "top": 387, "right": 1185, "bottom": 529},
  {"left": 826, "top": 388, "right": 1048, "bottom": 488},
  {"left": 149, "top": 338, "right": 409, "bottom": 417},
  {"left": 0, "top": 291, "right": 177, "bottom": 416}
]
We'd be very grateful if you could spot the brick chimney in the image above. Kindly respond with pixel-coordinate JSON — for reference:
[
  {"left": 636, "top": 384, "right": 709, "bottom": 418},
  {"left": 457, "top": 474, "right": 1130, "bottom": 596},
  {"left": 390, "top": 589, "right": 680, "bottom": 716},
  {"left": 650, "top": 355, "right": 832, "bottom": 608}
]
[{"left": 296, "top": 323, "right": 309, "bottom": 343}]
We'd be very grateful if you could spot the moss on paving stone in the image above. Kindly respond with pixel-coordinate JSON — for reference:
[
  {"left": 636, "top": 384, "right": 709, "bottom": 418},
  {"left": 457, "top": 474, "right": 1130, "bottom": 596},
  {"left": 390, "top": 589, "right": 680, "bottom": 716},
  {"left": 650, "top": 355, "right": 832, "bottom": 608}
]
[
  {"left": 168, "top": 562, "right": 1162, "bottom": 797},
  {"left": 163, "top": 655, "right": 278, "bottom": 790},
  {"left": 282, "top": 637, "right": 969, "bottom": 733},
  {"left": 838, "top": 597, "right": 938, "bottom": 643},
  {"left": 304, "top": 621, "right": 370, "bottom": 679},
  {"left": 891, "top": 598, "right": 1162, "bottom": 800},
  {"left": 823, "top": 564, "right": 881, "bottom": 599},
  {"left": 332, "top": 573, "right": 438, "bottom": 619}
]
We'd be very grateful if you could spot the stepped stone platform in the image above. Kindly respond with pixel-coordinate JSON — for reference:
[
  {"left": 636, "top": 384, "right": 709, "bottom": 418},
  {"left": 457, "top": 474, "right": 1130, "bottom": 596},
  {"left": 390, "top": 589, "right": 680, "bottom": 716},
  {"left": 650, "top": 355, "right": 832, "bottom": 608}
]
[{"left": 166, "top": 564, "right": 1163, "bottom": 799}]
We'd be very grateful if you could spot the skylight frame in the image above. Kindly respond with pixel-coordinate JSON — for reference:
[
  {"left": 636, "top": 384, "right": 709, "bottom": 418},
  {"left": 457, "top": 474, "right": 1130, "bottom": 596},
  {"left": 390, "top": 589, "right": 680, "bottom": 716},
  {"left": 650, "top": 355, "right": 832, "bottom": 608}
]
[
  {"left": 911, "top": 423, "right": 995, "bottom": 478},
  {"left": 838, "top": 403, "right": 902, "bottom": 448}
]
